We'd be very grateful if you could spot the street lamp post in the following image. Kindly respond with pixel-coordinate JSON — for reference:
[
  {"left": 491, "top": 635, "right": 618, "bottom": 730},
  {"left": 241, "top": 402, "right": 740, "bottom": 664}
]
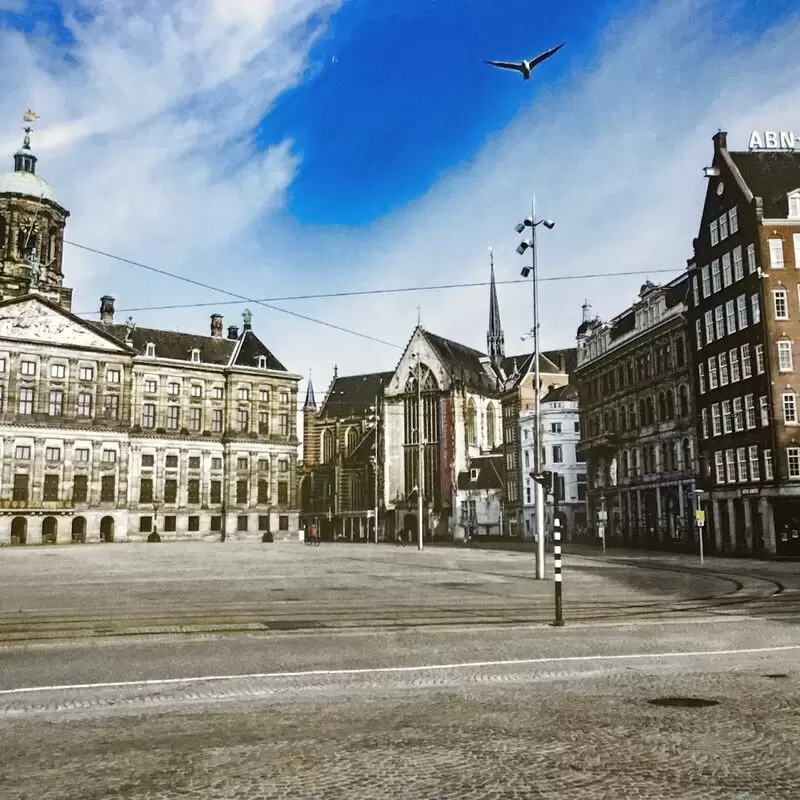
[
  {"left": 369, "top": 397, "right": 381, "bottom": 544},
  {"left": 516, "top": 197, "right": 555, "bottom": 581}
]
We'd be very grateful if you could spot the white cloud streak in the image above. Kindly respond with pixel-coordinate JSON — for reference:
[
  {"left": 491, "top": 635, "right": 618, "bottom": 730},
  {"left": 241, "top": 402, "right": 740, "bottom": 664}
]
[{"left": 1, "top": 0, "right": 800, "bottom": 427}]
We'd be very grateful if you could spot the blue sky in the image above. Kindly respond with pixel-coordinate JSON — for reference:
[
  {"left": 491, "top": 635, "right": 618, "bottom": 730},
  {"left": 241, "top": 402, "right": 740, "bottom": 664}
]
[{"left": 1, "top": 0, "right": 800, "bottom": 410}]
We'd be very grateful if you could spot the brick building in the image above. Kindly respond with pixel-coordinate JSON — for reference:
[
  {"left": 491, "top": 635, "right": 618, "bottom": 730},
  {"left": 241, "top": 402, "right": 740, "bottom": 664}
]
[{"left": 687, "top": 130, "right": 800, "bottom": 556}]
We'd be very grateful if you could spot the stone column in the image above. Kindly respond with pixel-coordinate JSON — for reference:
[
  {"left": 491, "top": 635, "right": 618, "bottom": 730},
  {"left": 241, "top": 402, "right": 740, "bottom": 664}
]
[
  {"left": 636, "top": 488, "right": 643, "bottom": 538},
  {"left": 712, "top": 497, "right": 724, "bottom": 551},
  {"left": 759, "top": 497, "right": 776, "bottom": 555},
  {"left": 742, "top": 498, "right": 754, "bottom": 554},
  {"left": 727, "top": 497, "right": 737, "bottom": 553},
  {"left": 655, "top": 485, "right": 663, "bottom": 541}
]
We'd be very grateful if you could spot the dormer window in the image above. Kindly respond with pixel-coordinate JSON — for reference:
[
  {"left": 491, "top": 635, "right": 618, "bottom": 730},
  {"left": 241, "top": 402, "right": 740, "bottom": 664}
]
[
  {"left": 789, "top": 191, "right": 800, "bottom": 219},
  {"left": 145, "top": 342, "right": 155, "bottom": 358},
  {"left": 257, "top": 355, "right": 267, "bottom": 369},
  {"left": 191, "top": 349, "right": 201, "bottom": 363},
  {"left": 470, "top": 468, "right": 478, "bottom": 481}
]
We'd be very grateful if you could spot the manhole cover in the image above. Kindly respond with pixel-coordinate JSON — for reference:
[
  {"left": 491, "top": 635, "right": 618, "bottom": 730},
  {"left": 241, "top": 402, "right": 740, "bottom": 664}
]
[
  {"left": 647, "top": 697, "right": 720, "bottom": 708},
  {"left": 764, "top": 673, "right": 788, "bottom": 679}
]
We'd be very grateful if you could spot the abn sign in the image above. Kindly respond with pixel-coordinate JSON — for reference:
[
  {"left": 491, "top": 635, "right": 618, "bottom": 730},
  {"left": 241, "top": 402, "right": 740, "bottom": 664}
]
[{"left": 748, "top": 131, "right": 797, "bottom": 151}]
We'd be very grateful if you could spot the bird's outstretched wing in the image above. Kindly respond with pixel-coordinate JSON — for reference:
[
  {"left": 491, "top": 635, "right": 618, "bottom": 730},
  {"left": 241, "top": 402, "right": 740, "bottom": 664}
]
[
  {"left": 484, "top": 59, "right": 524, "bottom": 72},
  {"left": 527, "top": 43, "right": 565, "bottom": 69}
]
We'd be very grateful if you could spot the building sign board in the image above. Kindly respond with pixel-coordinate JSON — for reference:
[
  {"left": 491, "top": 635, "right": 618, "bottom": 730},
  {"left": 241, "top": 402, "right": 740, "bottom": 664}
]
[{"left": 748, "top": 131, "right": 797, "bottom": 151}]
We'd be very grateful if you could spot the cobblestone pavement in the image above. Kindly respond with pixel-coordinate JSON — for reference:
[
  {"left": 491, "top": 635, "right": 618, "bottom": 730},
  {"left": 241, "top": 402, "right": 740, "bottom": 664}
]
[
  {"left": 1, "top": 651, "right": 799, "bottom": 799},
  {"left": 1, "top": 543, "right": 798, "bottom": 643}
]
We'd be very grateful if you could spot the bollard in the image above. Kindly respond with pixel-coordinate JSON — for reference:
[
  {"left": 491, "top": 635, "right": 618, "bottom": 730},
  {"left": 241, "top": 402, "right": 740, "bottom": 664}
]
[{"left": 553, "top": 517, "right": 564, "bottom": 627}]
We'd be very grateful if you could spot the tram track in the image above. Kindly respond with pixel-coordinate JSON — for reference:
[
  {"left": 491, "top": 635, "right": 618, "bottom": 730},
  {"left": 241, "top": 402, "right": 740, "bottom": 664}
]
[{"left": 0, "top": 558, "right": 787, "bottom": 643}]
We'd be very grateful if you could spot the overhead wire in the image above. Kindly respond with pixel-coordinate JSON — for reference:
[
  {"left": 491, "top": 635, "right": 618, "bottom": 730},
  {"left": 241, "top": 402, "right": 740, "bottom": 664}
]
[
  {"left": 65, "top": 239, "right": 683, "bottom": 348},
  {"left": 66, "top": 240, "right": 401, "bottom": 350}
]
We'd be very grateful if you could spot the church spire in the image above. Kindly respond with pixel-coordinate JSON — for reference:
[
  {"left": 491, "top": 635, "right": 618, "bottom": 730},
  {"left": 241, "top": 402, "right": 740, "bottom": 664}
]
[
  {"left": 486, "top": 247, "right": 505, "bottom": 366},
  {"left": 303, "top": 371, "right": 317, "bottom": 411}
]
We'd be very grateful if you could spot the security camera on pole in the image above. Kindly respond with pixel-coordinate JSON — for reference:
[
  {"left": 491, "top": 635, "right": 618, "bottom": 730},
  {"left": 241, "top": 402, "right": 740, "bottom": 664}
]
[{"left": 516, "top": 198, "right": 555, "bottom": 580}]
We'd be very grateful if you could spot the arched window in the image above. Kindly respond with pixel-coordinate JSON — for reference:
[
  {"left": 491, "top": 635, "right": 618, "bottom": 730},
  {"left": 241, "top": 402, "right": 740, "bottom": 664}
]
[
  {"left": 629, "top": 403, "right": 637, "bottom": 428},
  {"left": 619, "top": 406, "right": 627, "bottom": 432},
  {"left": 666, "top": 389, "right": 675, "bottom": 419},
  {"left": 645, "top": 397, "right": 654, "bottom": 425},
  {"left": 682, "top": 438, "right": 692, "bottom": 471},
  {"left": 679, "top": 385, "right": 689, "bottom": 417},
  {"left": 622, "top": 450, "right": 629, "bottom": 478},
  {"left": 466, "top": 398, "right": 477, "bottom": 446},
  {"left": 608, "top": 409, "right": 616, "bottom": 432},
  {"left": 638, "top": 400, "right": 646, "bottom": 427},
  {"left": 657, "top": 392, "right": 667, "bottom": 422},
  {"left": 321, "top": 429, "right": 334, "bottom": 463},
  {"left": 485, "top": 402, "right": 496, "bottom": 448},
  {"left": 346, "top": 426, "right": 359, "bottom": 454}
]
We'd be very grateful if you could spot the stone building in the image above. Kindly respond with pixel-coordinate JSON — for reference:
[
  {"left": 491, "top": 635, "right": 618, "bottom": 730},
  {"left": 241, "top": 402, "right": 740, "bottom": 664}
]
[
  {"left": 519, "top": 383, "right": 586, "bottom": 539},
  {"left": 299, "top": 368, "right": 391, "bottom": 540},
  {"left": 382, "top": 324, "right": 503, "bottom": 540},
  {"left": 686, "top": 130, "right": 800, "bottom": 556},
  {"left": 455, "top": 452, "right": 505, "bottom": 539},
  {"left": 575, "top": 283, "right": 698, "bottom": 548},
  {"left": 0, "top": 115, "right": 301, "bottom": 545}
]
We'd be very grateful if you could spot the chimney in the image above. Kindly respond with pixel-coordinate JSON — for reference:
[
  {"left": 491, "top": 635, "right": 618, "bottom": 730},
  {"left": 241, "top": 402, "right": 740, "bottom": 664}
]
[
  {"left": 560, "top": 354, "right": 566, "bottom": 372},
  {"left": 227, "top": 325, "right": 239, "bottom": 340},
  {"left": 100, "top": 295, "right": 115, "bottom": 325},
  {"left": 210, "top": 313, "right": 223, "bottom": 338},
  {"left": 713, "top": 129, "right": 728, "bottom": 153}
]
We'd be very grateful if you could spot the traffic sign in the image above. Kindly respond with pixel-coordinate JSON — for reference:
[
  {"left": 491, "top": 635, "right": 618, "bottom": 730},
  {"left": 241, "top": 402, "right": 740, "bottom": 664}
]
[{"left": 695, "top": 509, "right": 705, "bottom": 524}]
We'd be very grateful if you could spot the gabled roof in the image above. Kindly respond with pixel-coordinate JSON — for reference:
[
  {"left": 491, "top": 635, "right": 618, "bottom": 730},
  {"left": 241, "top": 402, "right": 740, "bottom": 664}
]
[
  {"left": 543, "top": 348, "right": 577, "bottom": 376},
  {"left": 91, "top": 323, "right": 288, "bottom": 371},
  {"left": 728, "top": 150, "right": 800, "bottom": 218},
  {"left": 319, "top": 371, "right": 393, "bottom": 419},
  {"left": 542, "top": 383, "right": 579, "bottom": 403},
  {"left": 94, "top": 323, "right": 236, "bottom": 365},
  {"left": 422, "top": 329, "right": 498, "bottom": 392},
  {"left": 457, "top": 455, "right": 505, "bottom": 491},
  {"left": 230, "top": 329, "right": 287, "bottom": 371}
]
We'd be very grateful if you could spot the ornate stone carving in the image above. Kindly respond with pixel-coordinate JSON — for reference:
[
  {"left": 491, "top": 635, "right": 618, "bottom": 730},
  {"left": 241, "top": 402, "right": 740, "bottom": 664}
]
[{"left": 0, "top": 298, "right": 128, "bottom": 351}]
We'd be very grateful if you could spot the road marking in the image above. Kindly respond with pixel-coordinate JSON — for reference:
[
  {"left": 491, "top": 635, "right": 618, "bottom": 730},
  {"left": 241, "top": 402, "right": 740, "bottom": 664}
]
[{"left": 1, "top": 644, "right": 798, "bottom": 696}]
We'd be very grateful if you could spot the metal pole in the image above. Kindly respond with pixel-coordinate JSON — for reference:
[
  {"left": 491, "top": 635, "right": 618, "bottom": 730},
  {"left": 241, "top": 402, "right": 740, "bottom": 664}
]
[
  {"left": 698, "top": 498, "right": 705, "bottom": 565},
  {"left": 417, "top": 359, "right": 424, "bottom": 551},
  {"left": 374, "top": 393, "right": 379, "bottom": 544},
  {"left": 532, "top": 195, "right": 545, "bottom": 580},
  {"left": 553, "top": 516, "right": 564, "bottom": 626}
]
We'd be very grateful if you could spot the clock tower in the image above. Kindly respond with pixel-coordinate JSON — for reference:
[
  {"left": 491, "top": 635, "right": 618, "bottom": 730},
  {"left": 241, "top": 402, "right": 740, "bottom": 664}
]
[{"left": 0, "top": 111, "right": 72, "bottom": 310}]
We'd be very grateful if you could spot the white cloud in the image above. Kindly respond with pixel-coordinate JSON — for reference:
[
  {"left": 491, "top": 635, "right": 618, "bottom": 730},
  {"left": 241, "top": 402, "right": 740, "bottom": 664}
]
[
  {"left": 2, "top": 0, "right": 800, "bottom": 436},
  {"left": 0, "top": 0, "right": 341, "bottom": 315},
  {"left": 270, "top": 0, "right": 800, "bottom": 400}
]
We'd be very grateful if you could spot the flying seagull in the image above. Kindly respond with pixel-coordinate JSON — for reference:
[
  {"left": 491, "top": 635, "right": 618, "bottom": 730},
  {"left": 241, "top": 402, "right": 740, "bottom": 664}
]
[{"left": 484, "top": 43, "right": 564, "bottom": 80}]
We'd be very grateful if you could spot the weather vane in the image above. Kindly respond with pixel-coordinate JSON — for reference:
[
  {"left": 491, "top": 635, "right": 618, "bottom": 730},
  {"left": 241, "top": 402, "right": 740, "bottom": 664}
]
[
  {"left": 22, "top": 109, "right": 38, "bottom": 149},
  {"left": 124, "top": 316, "right": 137, "bottom": 339}
]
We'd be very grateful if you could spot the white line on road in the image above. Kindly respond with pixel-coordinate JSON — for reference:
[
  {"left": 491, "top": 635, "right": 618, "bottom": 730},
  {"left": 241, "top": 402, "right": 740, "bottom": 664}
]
[{"left": 1, "top": 644, "right": 799, "bottom": 696}]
